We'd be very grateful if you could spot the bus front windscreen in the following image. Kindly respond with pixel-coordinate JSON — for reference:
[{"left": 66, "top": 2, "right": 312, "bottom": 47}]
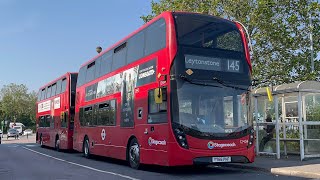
[
  {"left": 171, "top": 81, "right": 252, "bottom": 139},
  {"left": 171, "top": 13, "right": 252, "bottom": 139}
]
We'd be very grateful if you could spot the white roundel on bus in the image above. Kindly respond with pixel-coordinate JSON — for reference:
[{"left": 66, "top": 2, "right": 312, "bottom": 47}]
[{"left": 101, "top": 129, "right": 106, "bottom": 140}]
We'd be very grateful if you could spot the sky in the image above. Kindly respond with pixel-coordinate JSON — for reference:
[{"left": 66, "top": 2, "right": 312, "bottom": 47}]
[{"left": 0, "top": 0, "right": 152, "bottom": 92}]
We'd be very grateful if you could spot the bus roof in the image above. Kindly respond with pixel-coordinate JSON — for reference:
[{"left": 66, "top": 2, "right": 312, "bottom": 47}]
[
  {"left": 79, "top": 11, "right": 173, "bottom": 69},
  {"left": 38, "top": 72, "right": 77, "bottom": 91}
]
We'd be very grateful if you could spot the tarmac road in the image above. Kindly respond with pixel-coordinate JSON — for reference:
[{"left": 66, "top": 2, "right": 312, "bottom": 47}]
[{"left": 0, "top": 143, "right": 307, "bottom": 180}]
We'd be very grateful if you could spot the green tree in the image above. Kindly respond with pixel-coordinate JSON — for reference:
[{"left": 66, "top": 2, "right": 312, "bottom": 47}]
[
  {"left": 0, "top": 83, "right": 37, "bottom": 129},
  {"left": 141, "top": 0, "right": 320, "bottom": 87}
]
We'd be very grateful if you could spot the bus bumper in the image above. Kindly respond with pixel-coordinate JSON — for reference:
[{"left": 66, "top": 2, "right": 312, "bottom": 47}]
[{"left": 168, "top": 142, "right": 255, "bottom": 166}]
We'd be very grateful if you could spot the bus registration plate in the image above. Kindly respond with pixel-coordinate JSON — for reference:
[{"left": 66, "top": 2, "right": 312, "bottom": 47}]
[{"left": 212, "top": 157, "right": 231, "bottom": 162}]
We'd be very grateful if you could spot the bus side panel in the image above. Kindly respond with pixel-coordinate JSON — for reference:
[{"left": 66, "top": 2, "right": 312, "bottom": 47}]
[
  {"left": 73, "top": 112, "right": 82, "bottom": 152},
  {"left": 85, "top": 95, "right": 128, "bottom": 160},
  {"left": 134, "top": 86, "right": 170, "bottom": 166}
]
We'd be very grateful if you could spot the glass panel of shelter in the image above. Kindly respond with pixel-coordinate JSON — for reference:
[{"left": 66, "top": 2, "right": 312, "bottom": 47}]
[
  {"left": 256, "top": 96, "right": 277, "bottom": 153},
  {"left": 256, "top": 93, "right": 301, "bottom": 155},
  {"left": 302, "top": 92, "right": 320, "bottom": 156}
]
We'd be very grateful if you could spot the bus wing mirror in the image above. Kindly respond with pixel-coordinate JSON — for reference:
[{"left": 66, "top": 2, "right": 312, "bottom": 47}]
[{"left": 154, "top": 88, "right": 163, "bottom": 104}]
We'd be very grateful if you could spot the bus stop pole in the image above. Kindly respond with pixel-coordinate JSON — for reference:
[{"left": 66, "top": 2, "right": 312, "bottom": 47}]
[
  {"left": 298, "top": 92, "right": 305, "bottom": 161},
  {"left": 254, "top": 97, "right": 259, "bottom": 155},
  {"left": 274, "top": 95, "right": 280, "bottom": 159}
]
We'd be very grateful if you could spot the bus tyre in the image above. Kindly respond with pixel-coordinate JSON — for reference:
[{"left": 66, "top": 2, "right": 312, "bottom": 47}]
[
  {"left": 128, "top": 138, "right": 140, "bottom": 169},
  {"left": 83, "top": 137, "right": 90, "bottom": 158},
  {"left": 55, "top": 138, "right": 60, "bottom": 152}
]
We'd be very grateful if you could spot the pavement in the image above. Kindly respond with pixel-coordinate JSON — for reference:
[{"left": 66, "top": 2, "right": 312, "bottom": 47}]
[
  {"left": 1, "top": 135, "right": 320, "bottom": 179},
  {"left": 1, "top": 133, "right": 36, "bottom": 144},
  {"left": 223, "top": 155, "right": 320, "bottom": 179}
]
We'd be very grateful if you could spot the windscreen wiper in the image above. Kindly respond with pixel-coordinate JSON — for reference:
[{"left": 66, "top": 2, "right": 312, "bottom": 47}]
[
  {"left": 212, "top": 77, "right": 250, "bottom": 91},
  {"left": 179, "top": 74, "right": 250, "bottom": 91},
  {"left": 179, "top": 75, "right": 221, "bottom": 88}
]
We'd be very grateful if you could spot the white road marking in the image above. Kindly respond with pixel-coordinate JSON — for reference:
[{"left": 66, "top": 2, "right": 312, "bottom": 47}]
[
  {"left": 25, "top": 144, "right": 37, "bottom": 147},
  {"left": 8, "top": 145, "right": 19, "bottom": 148},
  {"left": 22, "top": 147, "right": 140, "bottom": 180}
]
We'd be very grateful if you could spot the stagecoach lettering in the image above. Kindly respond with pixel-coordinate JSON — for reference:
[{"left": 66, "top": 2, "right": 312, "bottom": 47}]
[
  {"left": 148, "top": 137, "right": 167, "bottom": 146},
  {"left": 138, "top": 69, "right": 155, "bottom": 79},
  {"left": 136, "top": 59, "right": 156, "bottom": 87}
]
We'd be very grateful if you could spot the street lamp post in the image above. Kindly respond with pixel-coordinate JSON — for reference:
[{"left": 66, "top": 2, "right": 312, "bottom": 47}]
[{"left": 309, "top": 13, "right": 314, "bottom": 72}]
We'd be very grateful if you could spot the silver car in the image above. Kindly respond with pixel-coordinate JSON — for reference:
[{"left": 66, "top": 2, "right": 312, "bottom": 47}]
[{"left": 7, "top": 129, "right": 19, "bottom": 139}]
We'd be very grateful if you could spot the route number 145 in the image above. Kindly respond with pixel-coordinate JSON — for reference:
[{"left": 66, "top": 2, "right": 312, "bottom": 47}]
[{"left": 227, "top": 60, "right": 240, "bottom": 72}]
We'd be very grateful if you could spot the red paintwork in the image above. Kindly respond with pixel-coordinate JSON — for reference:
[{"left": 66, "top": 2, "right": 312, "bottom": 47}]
[
  {"left": 36, "top": 72, "right": 76, "bottom": 150},
  {"left": 73, "top": 11, "right": 255, "bottom": 166},
  {"left": 235, "top": 22, "right": 252, "bottom": 73}
]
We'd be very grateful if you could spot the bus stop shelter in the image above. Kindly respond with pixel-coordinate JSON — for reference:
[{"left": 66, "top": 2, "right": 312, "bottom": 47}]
[{"left": 253, "top": 81, "right": 320, "bottom": 160}]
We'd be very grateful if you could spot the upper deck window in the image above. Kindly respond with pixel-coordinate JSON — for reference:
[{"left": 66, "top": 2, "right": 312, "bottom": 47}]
[
  {"left": 61, "top": 78, "right": 67, "bottom": 93},
  {"left": 41, "top": 88, "right": 46, "bottom": 101},
  {"left": 145, "top": 18, "right": 166, "bottom": 56},
  {"left": 76, "top": 18, "right": 167, "bottom": 87},
  {"left": 51, "top": 83, "right": 57, "bottom": 97},
  {"left": 173, "top": 13, "right": 244, "bottom": 53},
  {"left": 56, "top": 79, "right": 62, "bottom": 95},
  {"left": 95, "top": 57, "right": 102, "bottom": 79},
  {"left": 127, "top": 31, "right": 145, "bottom": 64},
  {"left": 112, "top": 43, "right": 127, "bottom": 71},
  {"left": 46, "top": 86, "right": 52, "bottom": 99},
  {"left": 100, "top": 51, "right": 112, "bottom": 76},
  {"left": 86, "top": 62, "right": 96, "bottom": 83},
  {"left": 77, "top": 67, "right": 86, "bottom": 87}
]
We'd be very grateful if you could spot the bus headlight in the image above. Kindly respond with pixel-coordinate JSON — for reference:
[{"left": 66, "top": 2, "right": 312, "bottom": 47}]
[{"left": 174, "top": 128, "right": 189, "bottom": 149}]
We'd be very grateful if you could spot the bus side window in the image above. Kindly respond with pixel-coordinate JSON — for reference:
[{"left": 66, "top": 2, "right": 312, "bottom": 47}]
[
  {"left": 61, "top": 112, "right": 67, "bottom": 128},
  {"left": 79, "top": 107, "right": 85, "bottom": 126},
  {"left": 97, "top": 100, "right": 116, "bottom": 126},
  {"left": 47, "top": 115, "right": 53, "bottom": 128},
  {"left": 148, "top": 87, "right": 167, "bottom": 124},
  {"left": 84, "top": 106, "right": 93, "bottom": 126}
]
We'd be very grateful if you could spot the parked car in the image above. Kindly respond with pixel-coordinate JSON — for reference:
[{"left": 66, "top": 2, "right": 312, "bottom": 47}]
[
  {"left": 7, "top": 129, "right": 19, "bottom": 139},
  {"left": 23, "top": 129, "right": 33, "bottom": 136}
]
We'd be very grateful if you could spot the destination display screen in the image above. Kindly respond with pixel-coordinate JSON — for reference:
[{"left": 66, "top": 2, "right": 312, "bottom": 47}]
[{"left": 185, "top": 54, "right": 242, "bottom": 73}]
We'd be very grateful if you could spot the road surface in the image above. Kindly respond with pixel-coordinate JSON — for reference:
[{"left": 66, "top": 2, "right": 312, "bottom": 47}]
[{"left": 0, "top": 143, "right": 307, "bottom": 180}]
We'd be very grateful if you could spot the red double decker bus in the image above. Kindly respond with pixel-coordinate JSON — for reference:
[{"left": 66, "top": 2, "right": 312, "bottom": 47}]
[
  {"left": 73, "top": 11, "right": 254, "bottom": 169},
  {"left": 36, "top": 72, "right": 78, "bottom": 151}
]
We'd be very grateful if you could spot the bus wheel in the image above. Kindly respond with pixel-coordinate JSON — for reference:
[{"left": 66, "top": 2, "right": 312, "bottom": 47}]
[
  {"left": 40, "top": 136, "right": 44, "bottom": 147},
  {"left": 83, "top": 137, "right": 90, "bottom": 158},
  {"left": 128, "top": 138, "right": 140, "bottom": 169},
  {"left": 55, "top": 138, "right": 60, "bottom": 152}
]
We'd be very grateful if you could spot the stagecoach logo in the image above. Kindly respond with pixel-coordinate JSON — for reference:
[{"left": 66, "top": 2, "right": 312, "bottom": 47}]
[
  {"left": 148, "top": 137, "right": 166, "bottom": 146},
  {"left": 101, "top": 129, "right": 106, "bottom": 140},
  {"left": 207, "top": 141, "right": 236, "bottom": 149},
  {"left": 207, "top": 141, "right": 215, "bottom": 149}
]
